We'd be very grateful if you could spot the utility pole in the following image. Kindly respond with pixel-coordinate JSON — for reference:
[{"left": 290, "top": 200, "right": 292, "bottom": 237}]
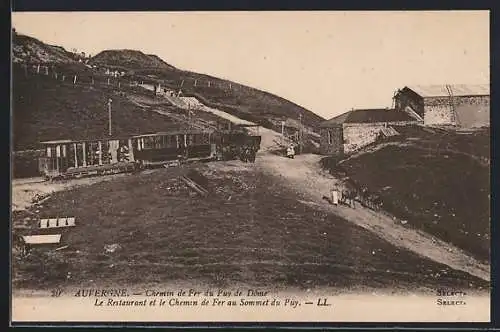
[
  {"left": 281, "top": 119, "right": 285, "bottom": 146},
  {"left": 108, "top": 98, "right": 113, "bottom": 136},
  {"left": 188, "top": 104, "right": 192, "bottom": 130},
  {"left": 298, "top": 113, "right": 303, "bottom": 155}
]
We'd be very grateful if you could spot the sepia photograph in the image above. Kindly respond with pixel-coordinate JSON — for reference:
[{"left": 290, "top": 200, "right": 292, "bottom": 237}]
[{"left": 10, "top": 10, "right": 490, "bottom": 323}]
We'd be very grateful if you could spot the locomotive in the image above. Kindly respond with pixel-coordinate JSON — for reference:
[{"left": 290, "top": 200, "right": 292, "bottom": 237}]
[{"left": 37, "top": 129, "right": 261, "bottom": 180}]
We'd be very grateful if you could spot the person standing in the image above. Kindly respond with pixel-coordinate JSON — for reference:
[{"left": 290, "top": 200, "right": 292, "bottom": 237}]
[
  {"left": 286, "top": 144, "right": 295, "bottom": 159},
  {"left": 331, "top": 186, "right": 339, "bottom": 206}
]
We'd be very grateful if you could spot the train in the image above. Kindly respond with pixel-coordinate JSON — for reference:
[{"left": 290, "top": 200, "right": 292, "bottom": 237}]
[{"left": 37, "top": 129, "right": 262, "bottom": 180}]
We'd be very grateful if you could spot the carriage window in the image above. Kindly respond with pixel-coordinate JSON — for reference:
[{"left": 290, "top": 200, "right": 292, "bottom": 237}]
[
  {"left": 154, "top": 136, "right": 162, "bottom": 149},
  {"left": 76, "top": 143, "right": 84, "bottom": 166},
  {"left": 87, "top": 142, "right": 100, "bottom": 165},
  {"left": 193, "top": 134, "right": 201, "bottom": 145},
  {"left": 117, "top": 139, "right": 130, "bottom": 162},
  {"left": 67, "top": 144, "right": 76, "bottom": 167},
  {"left": 168, "top": 135, "right": 176, "bottom": 147},
  {"left": 102, "top": 140, "right": 111, "bottom": 164},
  {"left": 144, "top": 136, "right": 155, "bottom": 149}
]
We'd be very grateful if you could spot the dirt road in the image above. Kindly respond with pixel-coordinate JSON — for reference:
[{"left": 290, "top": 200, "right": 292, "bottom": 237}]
[{"left": 254, "top": 149, "right": 490, "bottom": 282}]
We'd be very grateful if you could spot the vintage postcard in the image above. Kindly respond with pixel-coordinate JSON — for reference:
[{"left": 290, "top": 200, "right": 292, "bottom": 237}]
[{"left": 10, "top": 11, "right": 490, "bottom": 324}]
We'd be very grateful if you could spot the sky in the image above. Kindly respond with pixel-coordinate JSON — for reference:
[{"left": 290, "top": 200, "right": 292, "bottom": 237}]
[{"left": 11, "top": 11, "right": 489, "bottom": 119}]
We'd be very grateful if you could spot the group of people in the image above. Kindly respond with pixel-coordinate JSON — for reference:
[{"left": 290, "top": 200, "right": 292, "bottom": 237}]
[
  {"left": 326, "top": 185, "right": 383, "bottom": 210},
  {"left": 239, "top": 145, "right": 257, "bottom": 163},
  {"left": 327, "top": 187, "right": 357, "bottom": 208}
]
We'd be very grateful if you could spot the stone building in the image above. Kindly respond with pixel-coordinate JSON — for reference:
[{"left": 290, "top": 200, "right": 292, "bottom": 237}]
[
  {"left": 319, "top": 108, "right": 418, "bottom": 156},
  {"left": 393, "top": 84, "right": 490, "bottom": 128}
]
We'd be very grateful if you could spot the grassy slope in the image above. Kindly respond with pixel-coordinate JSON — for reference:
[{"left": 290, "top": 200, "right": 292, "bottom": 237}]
[
  {"left": 12, "top": 30, "right": 326, "bottom": 144},
  {"left": 91, "top": 50, "right": 175, "bottom": 70},
  {"left": 12, "top": 69, "right": 187, "bottom": 150},
  {"left": 12, "top": 33, "right": 78, "bottom": 64},
  {"left": 323, "top": 126, "right": 490, "bottom": 262},
  {"left": 89, "top": 50, "right": 325, "bottom": 129},
  {"left": 12, "top": 163, "right": 488, "bottom": 290}
]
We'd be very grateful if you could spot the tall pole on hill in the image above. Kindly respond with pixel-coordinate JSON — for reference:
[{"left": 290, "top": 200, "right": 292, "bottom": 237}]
[
  {"left": 108, "top": 98, "right": 113, "bottom": 136},
  {"left": 188, "top": 104, "right": 192, "bottom": 130},
  {"left": 298, "top": 112, "right": 303, "bottom": 155},
  {"left": 281, "top": 119, "right": 285, "bottom": 146}
]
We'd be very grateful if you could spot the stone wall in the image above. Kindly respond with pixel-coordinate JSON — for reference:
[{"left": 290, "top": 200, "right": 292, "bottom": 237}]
[
  {"left": 454, "top": 100, "right": 490, "bottom": 128},
  {"left": 423, "top": 95, "right": 489, "bottom": 127},
  {"left": 319, "top": 125, "right": 343, "bottom": 155},
  {"left": 342, "top": 121, "right": 418, "bottom": 154},
  {"left": 423, "top": 102, "right": 455, "bottom": 126},
  {"left": 343, "top": 123, "right": 386, "bottom": 153}
]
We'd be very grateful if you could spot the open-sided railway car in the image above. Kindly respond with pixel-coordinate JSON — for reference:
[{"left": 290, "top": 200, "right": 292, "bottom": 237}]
[
  {"left": 38, "top": 138, "right": 138, "bottom": 180},
  {"left": 132, "top": 130, "right": 217, "bottom": 167}
]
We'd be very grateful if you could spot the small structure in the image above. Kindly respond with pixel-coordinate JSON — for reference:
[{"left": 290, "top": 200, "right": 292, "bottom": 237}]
[
  {"left": 22, "top": 234, "right": 62, "bottom": 245},
  {"left": 393, "top": 84, "right": 490, "bottom": 128},
  {"left": 39, "top": 217, "right": 76, "bottom": 229},
  {"left": 319, "top": 108, "right": 417, "bottom": 156}
]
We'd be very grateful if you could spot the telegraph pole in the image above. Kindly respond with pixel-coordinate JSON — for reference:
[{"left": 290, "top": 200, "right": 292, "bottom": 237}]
[
  {"left": 108, "top": 98, "right": 113, "bottom": 136},
  {"left": 298, "top": 113, "right": 303, "bottom": 155},
  {"left": 188, "top": 104, "right": 192, "bottom": 130},
  {"left": 281, "top": 119, "right": 285, "bottom": 146}
]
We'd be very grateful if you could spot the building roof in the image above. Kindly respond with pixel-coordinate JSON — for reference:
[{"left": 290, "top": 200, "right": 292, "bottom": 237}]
[
  {"left": 320, "top": 108, "right": 415, "bottom": 127},
  {"left": 405, "top": 84, "right": 489, "bottom": 98}
]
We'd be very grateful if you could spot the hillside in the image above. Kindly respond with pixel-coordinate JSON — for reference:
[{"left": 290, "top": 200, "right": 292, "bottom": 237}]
[
  {"left": 12, "top": 32, "right": 79, "bottom": 64},
  {"left": 89, "top": 48, "right": 325, "bottom": 130},
  {"left": 127, "top": 67, "right": 325, "bottom": 130},
  {"left": 12, "top": 32, "right": 325, "bottom": 143},
  {"left": 12, "top": 161, "right": 488, "bottom": 291},
  {"left": 12, "top": 69, "right": 187, "bottom": 150},
  {"left": 321, "top": 125, "right": 490, "bottom": 262},
  {"left": 90, "top": 50, "right": 176, "bottom": 70}
]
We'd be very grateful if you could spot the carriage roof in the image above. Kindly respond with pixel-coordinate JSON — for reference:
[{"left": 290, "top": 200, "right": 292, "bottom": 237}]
[
  {"left": 39, "top": 130, "right": 214, "bottom": 146},
  {"left": 132, "top": 130, "right": 213, "bottom": 138},
  {"left": 40, "top": 137, "right": 132, "bottom": 145}
]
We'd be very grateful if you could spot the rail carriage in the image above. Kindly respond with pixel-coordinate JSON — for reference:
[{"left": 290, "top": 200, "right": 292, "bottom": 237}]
[
  {"left": 38, "top": 137, "right": 138, "bottom": 180},
  {"left": 132, "top": 130, "right": 217, "bottom": 167},
  {"left": 37, "top": 129, "right": 261, "bottom": 180}
]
